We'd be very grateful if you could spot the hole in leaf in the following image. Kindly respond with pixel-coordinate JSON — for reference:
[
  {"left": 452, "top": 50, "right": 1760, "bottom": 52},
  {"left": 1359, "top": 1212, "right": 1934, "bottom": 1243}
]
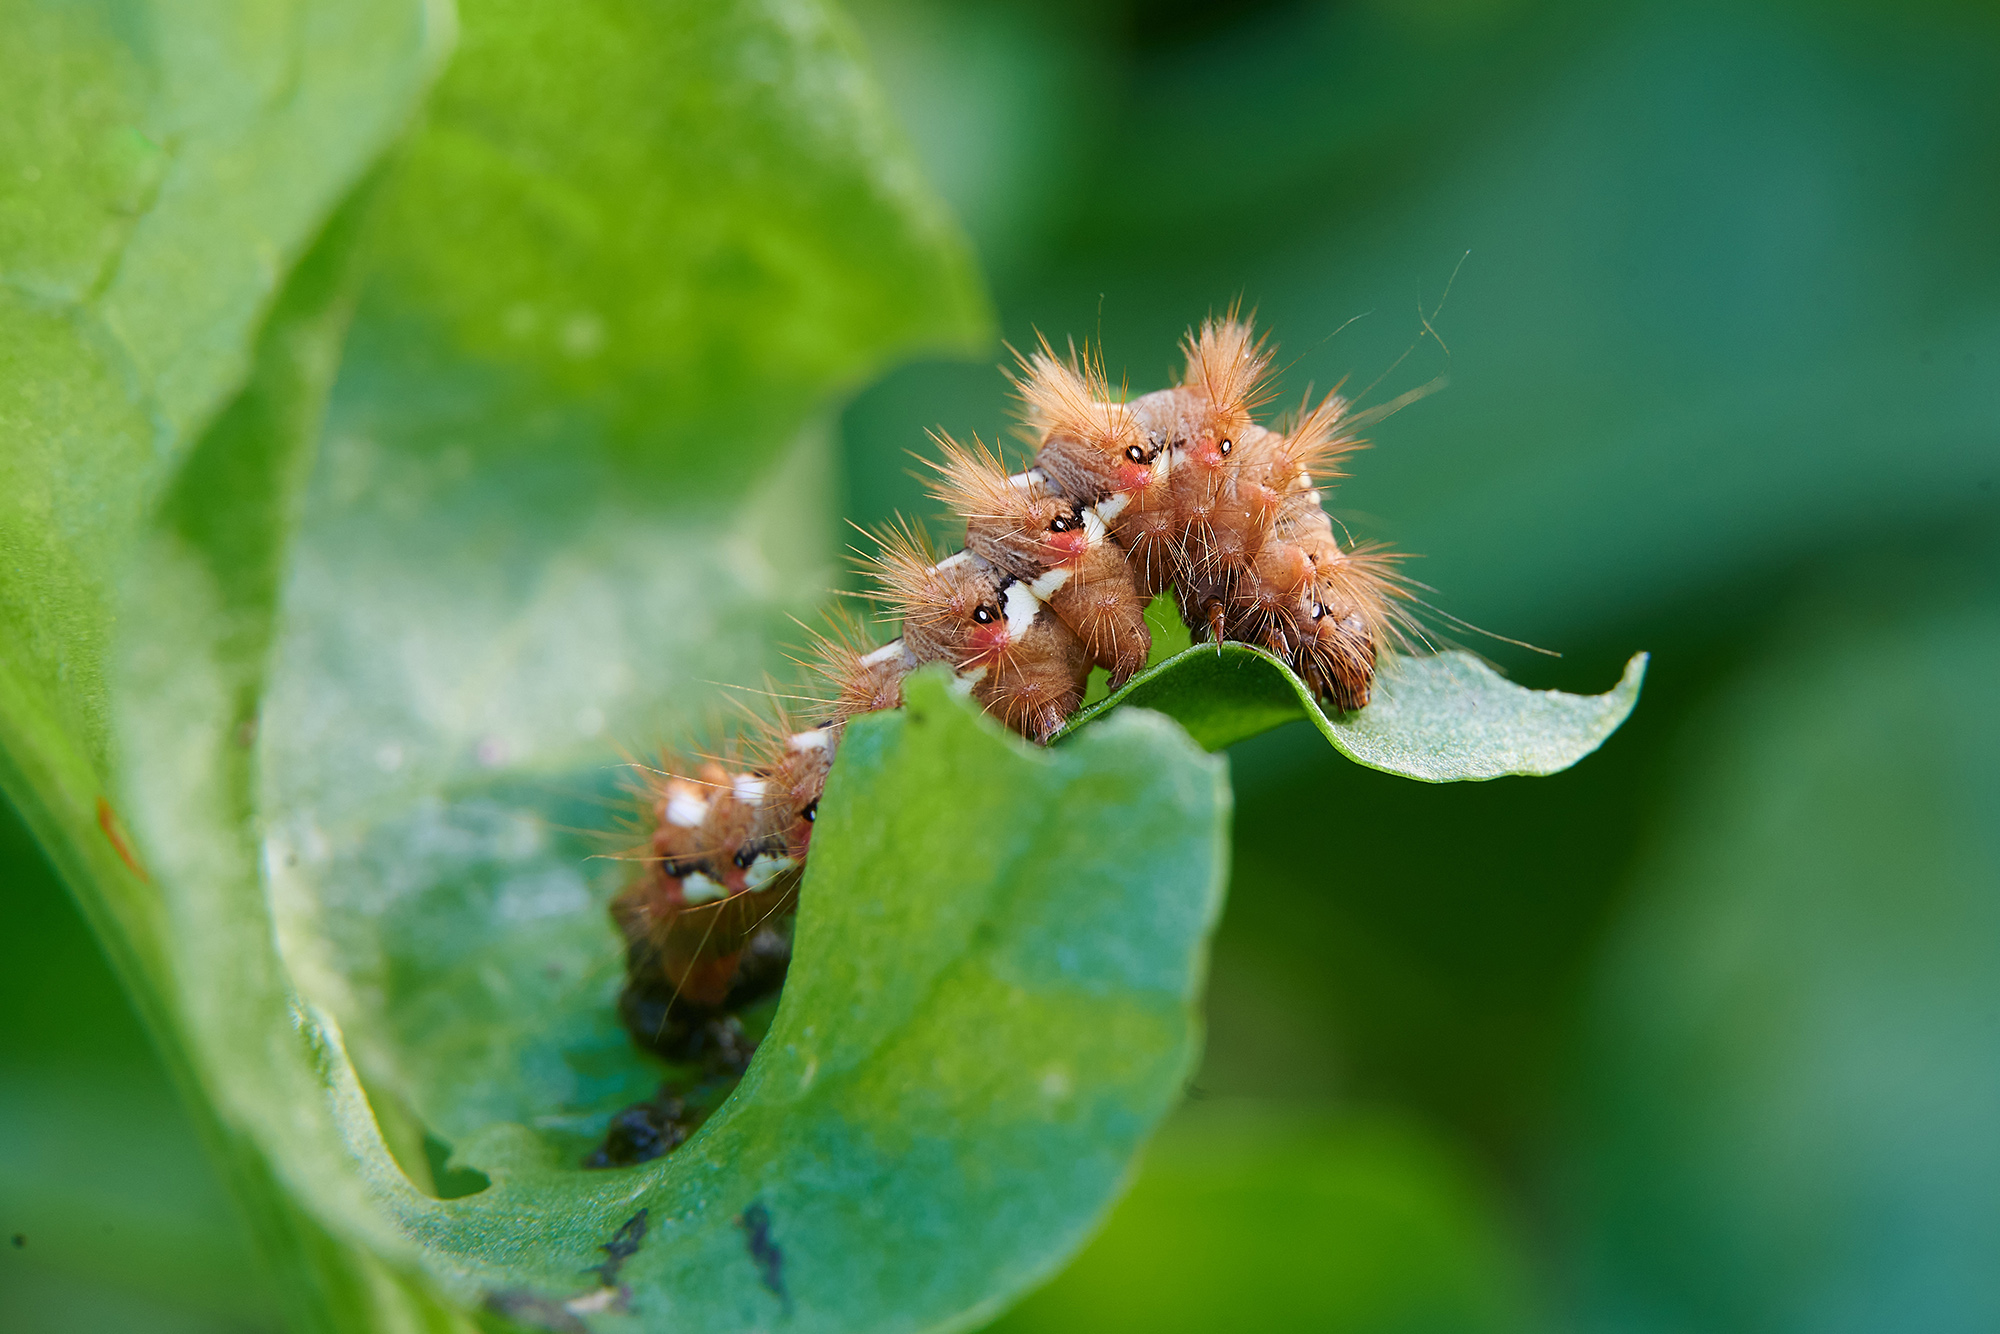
[{"left": 423, "top": 1132, "right": 492, "bottom": 1199}]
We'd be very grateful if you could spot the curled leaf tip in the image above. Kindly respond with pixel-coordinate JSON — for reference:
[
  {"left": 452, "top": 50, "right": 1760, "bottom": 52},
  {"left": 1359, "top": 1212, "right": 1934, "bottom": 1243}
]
[{"left": 1059, "top": 644, "right": 1646, "bottom": 781}]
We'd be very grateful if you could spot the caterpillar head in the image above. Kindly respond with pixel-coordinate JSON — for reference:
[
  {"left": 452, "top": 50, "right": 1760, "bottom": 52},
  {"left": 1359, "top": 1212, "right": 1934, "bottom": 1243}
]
[
  {"left": 923, "top": 433, "right": 1091, "bottom": 578},
  {"left": 868, "top": 524, "right": 1022, "bottom": 670},
  {"left": 747, "top": 719, "right": 835, "bottom": 863},
  {"left": 1298, "top": 593, "right": 1378, "bottom": 713},
  {"left": 1293, "top": 544, "right": 1410, "bottom": 713},
  {"left": 1111, "top": 313, "right": 1272, "bottom": 505},
  {"left": 1013, "top": 338, "right": 1157, "bottom": 504}
]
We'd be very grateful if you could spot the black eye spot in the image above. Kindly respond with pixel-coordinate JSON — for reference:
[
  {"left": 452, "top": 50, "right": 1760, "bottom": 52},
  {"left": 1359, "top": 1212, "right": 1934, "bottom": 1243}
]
[
  {"left": 733, "top": 846, "right": 759, "bottom": 869},
  {"left": 1049, "top": 513, "right": 1076, "bottom": 533},
  {"left": 1219, "top": 438, "right": 1233, "bottom": 455},
  {"left": 1312, "top": 603, "right": 1328, "bottom": 619},
  {"left": 1124, "top": 445, "right": 1147, "bottom": 464},
  {"left": 800, "top": 800, "right": 817, "bottom": 823},
  {"left": 973, "top": 604, "right": 998, "bottom": 624}
]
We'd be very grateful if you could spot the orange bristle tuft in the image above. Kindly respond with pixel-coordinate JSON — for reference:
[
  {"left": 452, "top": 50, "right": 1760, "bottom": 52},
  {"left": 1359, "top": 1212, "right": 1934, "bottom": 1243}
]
[
  {"left": 1280, "top": 389, "right": 1363, "bottom": 484},
  {"left": 794, "top": 604, "right": 910, "bottom": 722},
  {"left": 921, "top": 430, "right": 1027, "bottom": 535},
  {"left": 859, "top": 517, "right": 952, "bottom": 627},
  {"left": 1013, "top": 336, "right": 1142, "bottom": 456},
  {"left": 1180, "top": 312, "right": 1273, "bottom": 437}
]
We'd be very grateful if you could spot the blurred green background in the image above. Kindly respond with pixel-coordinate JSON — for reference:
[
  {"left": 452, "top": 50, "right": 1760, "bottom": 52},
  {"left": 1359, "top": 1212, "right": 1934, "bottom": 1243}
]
[{"left": 5, "top": 0, "right": 1997, "bottom": 1330}]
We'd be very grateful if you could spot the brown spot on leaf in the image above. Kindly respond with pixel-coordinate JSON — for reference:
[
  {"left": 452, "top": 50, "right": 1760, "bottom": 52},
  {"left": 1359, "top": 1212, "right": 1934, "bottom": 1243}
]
[{"left": 96, "top": 797, "right": 148, "bottom": 881}]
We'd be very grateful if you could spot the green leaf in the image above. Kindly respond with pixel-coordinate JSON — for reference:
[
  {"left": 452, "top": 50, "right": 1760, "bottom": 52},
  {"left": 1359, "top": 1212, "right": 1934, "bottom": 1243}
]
[
  {"left": 0, "top": 0, "right": 447, "bottom": 1003},
  {"left": 122, "top": 612, "right": 1228, "bottom": 1328},
  {"left": 0, "top": 9, "right": 452, "bottom": 1320},
  {"left": 345, "top": 0, "right": 989, "bottom": 494},
  {"left": 441, "top": 671, "right": 1229, "bottom": 1329},
  {"left": 1060, "top": 644, "right": 1646, "bottom": 779}
]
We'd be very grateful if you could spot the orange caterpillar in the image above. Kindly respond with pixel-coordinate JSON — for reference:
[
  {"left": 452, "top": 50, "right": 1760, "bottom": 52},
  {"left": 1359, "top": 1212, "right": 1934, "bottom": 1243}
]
[{"left": 594, "top": 314, "right": 1414, "bottom": 1163}]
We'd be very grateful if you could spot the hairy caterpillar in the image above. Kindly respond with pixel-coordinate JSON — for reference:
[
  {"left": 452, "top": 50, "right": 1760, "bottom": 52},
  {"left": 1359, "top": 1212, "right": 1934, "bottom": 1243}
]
[{"left": 591, "top": 314, "right": 1416, "bottom": 1165}]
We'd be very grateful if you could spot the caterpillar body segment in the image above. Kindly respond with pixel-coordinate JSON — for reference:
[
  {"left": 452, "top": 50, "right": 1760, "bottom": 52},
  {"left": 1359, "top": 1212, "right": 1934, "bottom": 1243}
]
[
  {"left": 924, "top": 433, "right": 1151, "bottom": 687},
  {"left": 1014, "top": 341, "right": 1181, "bottom": 603},
  {"left": 799, "top": 607, "right": 916, "bottom": 719},
  {"left": 867, "top": 519, "right": 1093, "bottom": 741}
]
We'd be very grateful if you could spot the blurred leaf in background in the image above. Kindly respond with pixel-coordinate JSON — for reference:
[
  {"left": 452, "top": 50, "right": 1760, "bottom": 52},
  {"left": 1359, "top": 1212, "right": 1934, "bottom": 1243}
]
[
  {"left": 988, "top": 1106, "right": 1537, "bottom": 1334},
  {"left": 1577, "top": 547, "right": 2000, "bottom": 1334}
]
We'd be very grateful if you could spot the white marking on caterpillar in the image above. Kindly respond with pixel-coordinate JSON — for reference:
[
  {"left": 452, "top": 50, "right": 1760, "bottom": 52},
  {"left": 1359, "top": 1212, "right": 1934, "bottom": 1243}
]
[
  {"left": 733, "top": 775, "right": 767, "bottom": 803},
  {"left": 952, "top": 666, "right": 988, "bottom": 695},
  {"left": 1095, "top": 491, "right": 1130, "bottom": 522},
  {"left": 681, "top": 872, "right": 726, "bottom": 904},
  {"left": 788, "top": 728, "right": 832, "bottom": 752},
  {"left": 1029, "top": 566, "right": 1073, "bottom": 599},
  {"left": 1008, "top": 469, "right": 1045, "bottom": 490},
  {"left": 859, "top": 639, "right": 909, "bottom": 668},
  {"left": 1154, "top": 445, "right": 1175, "bottom": 478},
  {"left": 1003, "top": 580, "right": 1042, "bottom": 638},
  {"left": 1081, "top": 507, "right": 1109, "bottom": 546},
  {"left": 744, "top": 853, "right": 796, "bottom": 890},
  {"left": 665, "top": 792, "right": 709, "bottom": 828},
  {"left": 933, "top": 550, "right": 972, "bottom": 572}
]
